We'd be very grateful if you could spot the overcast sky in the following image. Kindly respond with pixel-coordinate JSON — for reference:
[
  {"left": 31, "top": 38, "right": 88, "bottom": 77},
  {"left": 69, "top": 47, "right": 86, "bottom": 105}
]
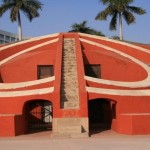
[{"left": 0, "top": 0, "right": 149, "bottom": 44}]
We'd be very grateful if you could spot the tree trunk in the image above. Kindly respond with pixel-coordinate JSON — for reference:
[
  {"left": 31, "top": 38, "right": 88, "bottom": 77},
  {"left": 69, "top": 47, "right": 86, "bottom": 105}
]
[
  {"left": 119, "top": 13, "right": 123, "bottom": 40},
  {"left": 18, "top": 11, "right": 22, "bottom": 41}
]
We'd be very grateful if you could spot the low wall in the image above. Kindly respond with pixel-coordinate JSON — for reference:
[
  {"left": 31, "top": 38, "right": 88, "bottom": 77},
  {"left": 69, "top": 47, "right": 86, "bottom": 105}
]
[
  {"left": 116, "top": 113, "right": 150, "bottom": 135},
  {"left": 0, "top": 114, "right": 26, "bottom": 136}
]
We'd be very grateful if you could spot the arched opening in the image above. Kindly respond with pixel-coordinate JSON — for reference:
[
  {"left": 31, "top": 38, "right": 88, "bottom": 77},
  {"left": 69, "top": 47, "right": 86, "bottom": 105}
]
[
  {"left": 24, "top": 100, "right": 53, "bottom": 133},
  {"left": 88, "top": 98, "right": 116, "bottom": 135},
  {"left": 0, "top": 73, "right": 3, "bottom": 83}
]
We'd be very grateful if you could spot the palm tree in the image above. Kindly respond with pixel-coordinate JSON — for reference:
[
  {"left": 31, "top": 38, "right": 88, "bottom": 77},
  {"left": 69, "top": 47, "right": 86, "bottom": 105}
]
[
  {"left": 95, "top": 0, "right": 146, "bottom": 40},
  {"left": 69, "top": 20, "right": 105, "bottom": 36},
  {"left": 0, "top": 0, "right": 43, "bottom": 41}
]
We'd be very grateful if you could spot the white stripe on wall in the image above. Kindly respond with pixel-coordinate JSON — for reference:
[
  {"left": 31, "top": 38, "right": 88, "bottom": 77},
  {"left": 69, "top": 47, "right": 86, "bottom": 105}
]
[
  {"left": 79, "top": 33, "right": 150, "bottom": 54},
  {"left": 0, "top": 87, "right": 54, "bottom": 97},
  {"left": 81, "top": 39, "right": 150, "bottom": 88},
  {"left": 0, "top": 38, "right": 58, "bottom": 65},
  {"left": 0, "top": 76, "right": 55, "bottom": 89},
  {"left": 86, "top": 87, "right": 150, "bottom": 96},
  {"left": 0, "top": 33, "right": 59, "bottom": 52}
]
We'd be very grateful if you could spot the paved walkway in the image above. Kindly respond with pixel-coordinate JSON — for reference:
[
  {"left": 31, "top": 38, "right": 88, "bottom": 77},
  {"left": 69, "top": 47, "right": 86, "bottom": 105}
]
[{"left": 0, "top": 130, "right": 150, "bottom": 150}]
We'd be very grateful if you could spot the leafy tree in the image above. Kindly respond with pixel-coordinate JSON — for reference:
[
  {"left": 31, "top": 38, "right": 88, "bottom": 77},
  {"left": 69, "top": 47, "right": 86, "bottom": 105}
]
[
  {"left": 0, "top": 0, "right": 43, "bottom": 41},
  {"left": 69, "top": 20, "right": 105, "bottom": 36},
  {"left": 95, "top": 0, "right": 146, "bottom": 40}
]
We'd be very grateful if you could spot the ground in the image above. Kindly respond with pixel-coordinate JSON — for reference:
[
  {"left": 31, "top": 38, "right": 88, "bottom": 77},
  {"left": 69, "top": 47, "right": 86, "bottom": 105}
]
[{"left": 0, "top": 130, "right": 150, "bottom": 150}]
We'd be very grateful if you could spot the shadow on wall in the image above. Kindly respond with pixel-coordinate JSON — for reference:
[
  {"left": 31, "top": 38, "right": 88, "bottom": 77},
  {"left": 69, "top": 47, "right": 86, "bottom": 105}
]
[
  {"left": 0, "top": 73, "right": 3, "bottom": 83},
  {"left": 22, "top": 99, "right": 53, "bottom": 134},
  {"left": 88, "top": 98, "right": 117, "bottom": 135}
]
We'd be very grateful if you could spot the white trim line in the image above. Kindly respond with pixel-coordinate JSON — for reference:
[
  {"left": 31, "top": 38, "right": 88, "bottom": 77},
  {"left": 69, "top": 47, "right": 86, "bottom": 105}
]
[
  {"left": 0, "top": 114, "right": 19, "bottom": 116},
  {"left": 86, "top": 87, "right": 150, "bottom": 96},
  {"left": 81, "top": 38, "right": 150, "bottom": 88},
  {"left": 0, "top": 76, "right": 55, "bottom": 89},
  {"left": 85, "top": 75, "right": 150, "bottom": 88},
  {"left": 0, "top": 87, "right": 54, "bottom": 97},
  {"left": 0, "top": 33, "right": 59, "bottom": 52},
  {"left": 79, "top": 33, "right": 150, "bottom": 54},
  {"left": 0, "top": 38, "right": 58, "bottom": 65},
  {"left": 121, "top": 113, "right": 150, "bottom": 116}
]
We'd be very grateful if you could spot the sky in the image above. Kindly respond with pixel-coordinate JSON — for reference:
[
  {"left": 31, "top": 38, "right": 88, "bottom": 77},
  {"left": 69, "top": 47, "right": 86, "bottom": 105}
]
[{"left": 0, "top": 0, "right": 150, "bottom": 44}]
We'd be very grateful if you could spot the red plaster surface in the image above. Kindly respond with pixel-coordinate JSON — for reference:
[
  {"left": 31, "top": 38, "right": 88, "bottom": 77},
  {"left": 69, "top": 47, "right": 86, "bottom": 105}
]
[{"left": 0, "top": 33, "right": 150, "bottom": 136}]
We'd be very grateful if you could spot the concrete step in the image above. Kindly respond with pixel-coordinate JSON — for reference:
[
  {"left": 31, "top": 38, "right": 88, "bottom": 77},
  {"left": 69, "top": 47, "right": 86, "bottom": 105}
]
[
  {"left": 63, "top": 46, "right": 75, "bottom": 48},
  {"left": 61, "top": 72, "right": 77, "bottom": 76},
  {"left": 52, "top": 117, "right": 89, "bottom": 138},
  {"left": 61, "top": 83, "right": 78, "bottom": 87},
  {"left": 62, "top": 71, "right": 77, "bottom": 75},
  {"left": 61, "top": 38, "right": 79, "bottom": 109},
  {"left": 61, "top": 81, "right": 78, "bottom": 85},
  {"left": 61, "top": 79, "right": 78, "bottom": 83},
  {"left": 51, "top": 133, "right": 71, "bottom": 138},
  {"left": 63, "top": 58, "right": 76, "bottom": 61},
  {"left": 62, "top": 78, "right": 77, "bottom": 81},
  {"left": 63, "top": 101, "right": 79, "bottom": 108},
  {"left": 62, "top": 72, "right": 77, "bottom": 75},
  {"left": 58, "top": 125, "right": 82, "bottom": 134},
  {"left": 51, "top": 132, "right": 89, "bottom": 139},
  {"left": 70, "top": 132, "right": 89, "bottom": 138},
  {"left": 62, "top": 68, "right": 76, "bottom": 71},
  {"left": 62, "top": 69, "right": 77, "bottom": 73},
  {"left": 62, "top": 65, "right": 76, "bottom": 68},
  {"left": 61, "top": 88, "right": 78, "bottom": 93},
  {"left": 61, "top": 94, "right": 79, "bottom": 99},
  {"left": 61, "top": 94, "right": 79, "bottom": 101}
]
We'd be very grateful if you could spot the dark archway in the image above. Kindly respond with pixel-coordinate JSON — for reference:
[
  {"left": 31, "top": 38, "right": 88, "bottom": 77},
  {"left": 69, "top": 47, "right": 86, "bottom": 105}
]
[
  {"left": 88, "top": 98, "right": 116, "bottom": 135},
  {"left": 0, "top": 73, "right": 3, "bottom": 83},
  {"left": 24, "top": 100, "right": 53, "bottom": 133}
]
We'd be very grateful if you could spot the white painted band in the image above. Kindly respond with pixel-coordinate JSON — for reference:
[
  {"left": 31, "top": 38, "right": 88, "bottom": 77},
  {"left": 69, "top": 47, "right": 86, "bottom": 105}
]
[
  {"left": 86, "top": 87, "right": 150, "bottom": 96},
  {"left": 0, "top": 33, "right": 59, "bottom": 52},
  {"left": 81, "top": 39, "right": 150, "bottom": 88},
  {"left": 121, "top": 113, "right": 150, "bottom": 116},
  {"left": 0, "top": 76, "right": 55, "bottom": 89},
  {"left": 0, "top": 38, "right": 58, "bottom": 65},
  {"left": 79, "top": 33, "right": 150, "bottom": 54},
  {"left": 0, "top": 87, "right": 54, "bottom": 97}
]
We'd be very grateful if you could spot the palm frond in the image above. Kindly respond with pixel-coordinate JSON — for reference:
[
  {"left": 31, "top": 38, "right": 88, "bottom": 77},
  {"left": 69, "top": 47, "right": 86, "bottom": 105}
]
[
  {"left": 95, "top": 5, "right": 115, "bottom": 20},
  {"left": 100, "top": 0, "right": 133, "bottom": 5},
  {"left": 87, "top": 28, "right": 105, "bottom": 36},
  {"left": 96, "top": 0, "right": 146, "bottom": 40},
  {"left": 100, "top": 0, "right": 110, "bottom": 5},
  {"left": 81, "top": 20, "right": 88, "bottom": 27},
  {"left": 10, "top": 6, "right": 18, "bottom": 22},
  {"left": 69, "top": 20, "right": 105, "bottom": 36},
  {"left": 122, "top": 10, "right": 135, "bottom": 25},
  {"left": 0, "top": 2, "right": 14, "bottom": 17},
  {"left": 0, "top": 0, "right": 42, "bottom": 21},
  {"left": 109, "top": 12, "right": 118, "bottom": 30},
  {"left": 95, "top": 11, "right": 107, "bottom": 20},
  {"left": 127, "top": 6, "right": 146, "bottom": 15},
  {"left": 2, "top": 0, "right": 10, "bottom": 3},
  {"left": 21, "top": 6, "right": 40, "bottom": 21},
  {"left": 70, "top": 21, "right": 89, "bottom": 33},
  {"left": 0, "top": 0, "right": 43, "bottom": 41},
  {"left": 25, "top": 0, "right": 43, "bottom": 10}
]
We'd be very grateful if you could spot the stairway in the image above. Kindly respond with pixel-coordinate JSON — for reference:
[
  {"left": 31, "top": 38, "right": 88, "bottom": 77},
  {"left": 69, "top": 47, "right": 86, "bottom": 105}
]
[
  {"left": 61, "top": 38, "right": 79, "bottom": 109},
  {"left": 52, "top": 37, "right": 89, "bottom": 138}
]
